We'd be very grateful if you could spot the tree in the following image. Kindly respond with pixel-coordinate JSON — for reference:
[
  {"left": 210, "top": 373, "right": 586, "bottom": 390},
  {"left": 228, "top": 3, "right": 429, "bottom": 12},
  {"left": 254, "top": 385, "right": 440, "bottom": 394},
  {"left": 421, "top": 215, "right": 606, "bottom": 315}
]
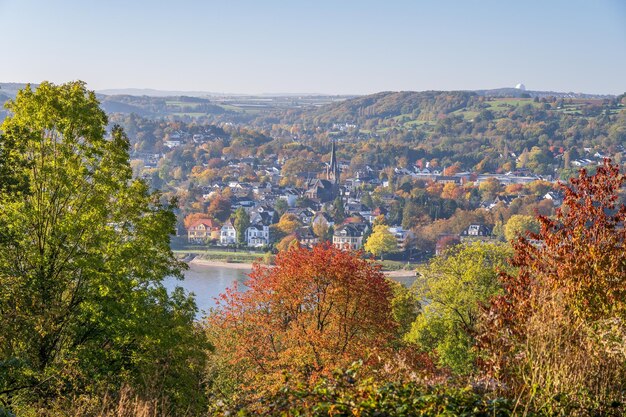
[
  {"left": 503, "top": 214, "right": 539, "bottom": 242},
  {"left": 207, "top": 194, "right": 231, "bottom": 222},
  {"left": 402, "top": 200, "right": 424, "bottom": 229},
  {"left": 361, "top": 192, "right": 374, "bottom": 209},
  {"left": 406, "top": 241, "right": 512, "bottom": 374},
  {"left": 478, "top": 178, "right": 501, "bottom": 201},
  {"left": 330, "top": 196, "right": 345, "bottom": 223},
  {"left": 208, "top": 244, "right": 395, "bottom": 397},
  {"left": 274, "top": 198, "right": 288, "bottom": 216},
  {"left": 276, "top": 213, "right": 301, "bottom": 235},
  {"left": 482, "top": 161, "right": 626, "bottom": 412},
  {"left": 0, "top": 82, "right": 205, "bottom": 412},
  {"left": 275, "top": 233, "right": 299, "bottom": 252},
  {"left": 312, "top": 221, "right": 332, "bottom": 242},
  {"left": 390, "top": 282, "right": 421, "bottom": 339},
  {"left": 364, "top": 225, "right": 398, "bottom": 260},
  {"left": 233, "top": 207, "right": 250, "bottom": 245}
]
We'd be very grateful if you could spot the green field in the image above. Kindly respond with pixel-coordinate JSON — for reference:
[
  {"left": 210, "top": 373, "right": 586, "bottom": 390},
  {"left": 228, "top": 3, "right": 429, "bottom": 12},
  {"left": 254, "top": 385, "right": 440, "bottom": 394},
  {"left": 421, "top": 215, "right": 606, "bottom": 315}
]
[
  {"left": 484, "top": 98, "right": 541, "bottom": 111},
  {"left": 166, "top": 100, "right": 202, "bottom": 108}
]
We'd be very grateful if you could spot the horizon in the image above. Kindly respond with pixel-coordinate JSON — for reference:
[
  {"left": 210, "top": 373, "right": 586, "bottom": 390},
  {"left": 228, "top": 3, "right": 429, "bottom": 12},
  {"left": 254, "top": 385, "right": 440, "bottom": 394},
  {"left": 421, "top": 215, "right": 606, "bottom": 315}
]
[
  {"left": 1, "top": 83, "right": 620, "bottom": 98},
  {"left": 1, "top": 0, "right": 624, "bottom": 95}
]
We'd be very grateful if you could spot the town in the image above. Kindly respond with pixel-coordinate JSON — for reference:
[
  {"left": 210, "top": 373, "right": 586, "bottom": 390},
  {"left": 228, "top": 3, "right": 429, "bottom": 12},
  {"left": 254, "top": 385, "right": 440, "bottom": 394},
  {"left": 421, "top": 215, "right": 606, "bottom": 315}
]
[
  {"left": 91, "top": 90, "right": 624, "bottom": 265},
  {"left": 180, "top": 138, "right": 577, "bottom": 258}
]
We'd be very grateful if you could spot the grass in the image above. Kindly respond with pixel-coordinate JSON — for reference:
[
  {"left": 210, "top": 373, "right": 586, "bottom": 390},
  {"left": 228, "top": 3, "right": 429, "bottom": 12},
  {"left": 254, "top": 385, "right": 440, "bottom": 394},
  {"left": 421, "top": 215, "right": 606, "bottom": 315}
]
[
  {"left": 404, "top": 119, "right": 433, "bottom": 127},
  {"left": 484, "top": 98, "right": 541, "bottom": 111},
  {"left": 451, "top": 109, "right": 479, "bottom": 120},
  {"left": 378, "top": 259, "right": 419, "bottom": 271},
  {"left": 173, "top": 248, "right": 266, "bottom": 263}
]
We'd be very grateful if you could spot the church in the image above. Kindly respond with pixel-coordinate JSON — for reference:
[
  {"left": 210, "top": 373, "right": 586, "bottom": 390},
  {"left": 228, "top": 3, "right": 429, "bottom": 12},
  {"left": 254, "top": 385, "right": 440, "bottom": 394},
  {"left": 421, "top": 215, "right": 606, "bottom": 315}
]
[{"left": 304, "top": 140, "right": 341, "bottom": 203}]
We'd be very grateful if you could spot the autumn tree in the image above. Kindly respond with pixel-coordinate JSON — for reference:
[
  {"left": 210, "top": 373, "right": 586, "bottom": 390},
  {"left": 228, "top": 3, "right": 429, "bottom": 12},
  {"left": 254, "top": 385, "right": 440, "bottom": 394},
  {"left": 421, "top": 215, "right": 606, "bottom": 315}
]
[
  {"left": 364, "top": 225, "right": 398, "bottom": 260},
  {"left": 281, "top": 213, "right": 303, "bottom": 232},
  {"left": 312, "top": 221, "right": 332, "bottom": 242},
  {"left": 207, "top": 244, "right": 396, "bottom": 402},
  {"left": 276, "top": 233, "right": 299, "bottom": 252},
  {"left": 481, "top": 160, "right": 626, "bottom": 413},
  {"left": 503, "top": 214, "right": 539, "bottom": 242},
  {"left": 207, "top": 194, "right": 231, "bottom": 222}
]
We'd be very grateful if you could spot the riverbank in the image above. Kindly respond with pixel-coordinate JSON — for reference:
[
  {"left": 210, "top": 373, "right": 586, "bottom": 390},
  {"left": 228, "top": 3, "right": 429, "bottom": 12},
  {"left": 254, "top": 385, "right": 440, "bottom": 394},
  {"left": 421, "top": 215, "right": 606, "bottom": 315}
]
[
  {"left": 188, "top": 257, "right": 416, "bottom": 279},
  {"left": 189, "top": 257, "right": 257, "bottom": 270}
]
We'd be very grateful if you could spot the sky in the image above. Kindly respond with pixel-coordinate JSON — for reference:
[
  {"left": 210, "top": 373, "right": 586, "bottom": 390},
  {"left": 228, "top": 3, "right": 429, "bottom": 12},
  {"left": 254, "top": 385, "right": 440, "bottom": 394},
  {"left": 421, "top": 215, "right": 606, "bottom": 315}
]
[{"left": 0, "top": 0, "right": 625, "bottom": 95}]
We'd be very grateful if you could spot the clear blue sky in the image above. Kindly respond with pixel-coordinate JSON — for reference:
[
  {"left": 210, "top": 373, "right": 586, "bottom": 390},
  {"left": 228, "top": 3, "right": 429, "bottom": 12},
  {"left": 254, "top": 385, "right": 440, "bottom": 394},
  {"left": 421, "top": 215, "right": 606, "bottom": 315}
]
[{"left": 1, "top": 0, "right": 624, "bottom": 94}]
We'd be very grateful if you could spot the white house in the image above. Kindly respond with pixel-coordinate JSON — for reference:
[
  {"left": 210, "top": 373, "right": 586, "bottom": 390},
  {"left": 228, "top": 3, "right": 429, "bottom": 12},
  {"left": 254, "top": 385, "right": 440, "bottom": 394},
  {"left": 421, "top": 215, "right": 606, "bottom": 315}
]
[
  {"left": 333, "top": 223, "right": 369, "bottom": 251},
  {"left": 246, "top": 224, "right": 270, "bottom": 247},
  {"left": 220, "top": 220, "right": 237, "bottom": 245},
  {"left": 387, "top": 226, "right": 416, "bottom": 251}
]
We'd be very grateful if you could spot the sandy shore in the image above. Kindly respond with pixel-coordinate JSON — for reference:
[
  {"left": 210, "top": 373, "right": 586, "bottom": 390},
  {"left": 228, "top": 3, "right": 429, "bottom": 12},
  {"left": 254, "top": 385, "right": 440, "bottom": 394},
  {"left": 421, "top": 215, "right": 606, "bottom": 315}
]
[
  {"left": 189, "top": 258, "right": 256, "bottom": 270},
  {"left": 189, "top": 258, "right": 416, "bottom": 278},
  {"left": 384, "top": 269, "right": 417, "bottom": 279}
]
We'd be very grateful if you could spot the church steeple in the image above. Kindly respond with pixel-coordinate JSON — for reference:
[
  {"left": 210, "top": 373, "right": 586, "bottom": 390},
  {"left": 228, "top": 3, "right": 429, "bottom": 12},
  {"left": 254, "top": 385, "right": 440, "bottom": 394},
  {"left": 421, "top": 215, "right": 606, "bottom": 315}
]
[{"left": 327, "top": 139, "right": 340, "bottom": 185}]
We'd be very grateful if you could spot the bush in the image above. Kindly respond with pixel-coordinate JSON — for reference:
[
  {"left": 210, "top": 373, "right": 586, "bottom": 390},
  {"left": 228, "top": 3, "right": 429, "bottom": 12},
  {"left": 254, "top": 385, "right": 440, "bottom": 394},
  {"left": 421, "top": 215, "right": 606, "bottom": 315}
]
[{"left": 217, "top": 365, "right": 517, "bottom": 416}]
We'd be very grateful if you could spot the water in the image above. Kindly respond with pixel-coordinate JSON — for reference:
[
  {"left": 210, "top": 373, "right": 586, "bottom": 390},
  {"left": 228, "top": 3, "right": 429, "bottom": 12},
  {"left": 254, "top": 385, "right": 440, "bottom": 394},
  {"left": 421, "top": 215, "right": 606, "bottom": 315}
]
[
  {"left": 164, "top": 263, "right": 251, "bottom": 318},
  {"left": 164, "top": 263, "right": 416, "bottom": 319}
]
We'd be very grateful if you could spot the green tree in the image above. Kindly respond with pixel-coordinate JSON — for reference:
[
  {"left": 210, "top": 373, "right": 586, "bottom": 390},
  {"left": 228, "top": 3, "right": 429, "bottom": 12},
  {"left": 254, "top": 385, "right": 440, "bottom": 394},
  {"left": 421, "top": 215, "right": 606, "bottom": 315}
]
[
  {"left": 234, "top": 207, "right": 250, "bottom": 245},
  {"left": 361, "top": 192, "right": 374, "bottom": 209},
  {"left": 274, "top": 198, "right": 288, "bottom": 216},
  {"left": 406, "top": 241, "right": 512, "bottom": 374},
  {"left": 504, "top": 214, "right": 540, "bottom": 242},
  {"left": 364, "top": 225, "right": 397, "bottom": 260},
  {"left": 402, "top": 200, "right": 423, "bottom": 229},
  {"left": 330, "top": 196, "right": 345, "bottom": 223},
  {"left": 390, "top": 281, "right": 421, "bottom": 339},
  {"left": 0, "top": 82, "right": 205, "bottom": 412}
]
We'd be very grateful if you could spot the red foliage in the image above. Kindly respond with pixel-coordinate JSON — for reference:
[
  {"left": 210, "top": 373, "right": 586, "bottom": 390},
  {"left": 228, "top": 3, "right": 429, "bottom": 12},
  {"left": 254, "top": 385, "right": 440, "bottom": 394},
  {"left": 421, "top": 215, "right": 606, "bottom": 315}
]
[
  {"left": 206, "top": 195, "right": 231, "bottom": 222},
  {"left": 210, "top": 243, "right": 396, "bottom": 387}
]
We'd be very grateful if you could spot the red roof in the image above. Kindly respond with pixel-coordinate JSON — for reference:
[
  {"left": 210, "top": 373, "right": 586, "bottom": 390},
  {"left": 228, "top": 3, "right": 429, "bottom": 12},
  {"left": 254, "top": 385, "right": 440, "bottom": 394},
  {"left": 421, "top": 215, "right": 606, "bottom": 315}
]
[{"left": 188, "top": 219, "right": 219, "bottom": 230}]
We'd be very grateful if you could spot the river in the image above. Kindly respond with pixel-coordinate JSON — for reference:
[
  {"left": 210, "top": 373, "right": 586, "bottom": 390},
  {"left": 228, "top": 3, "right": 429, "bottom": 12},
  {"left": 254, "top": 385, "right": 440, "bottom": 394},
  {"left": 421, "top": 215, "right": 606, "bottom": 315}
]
[
  {"left": 164, "top": 263, "right": 416, "bottom": 319},
  {"left": 163, "top": 263, "right": 251, "bottom": 317}
]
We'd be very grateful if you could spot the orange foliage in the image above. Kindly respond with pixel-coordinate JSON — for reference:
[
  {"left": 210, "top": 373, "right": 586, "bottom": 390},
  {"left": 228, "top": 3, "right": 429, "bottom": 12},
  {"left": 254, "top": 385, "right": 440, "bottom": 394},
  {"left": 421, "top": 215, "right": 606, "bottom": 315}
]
[
  {"left": 441, "top": 182, "right": 464, "bottom": 200},
  {"left": 504, "top": 183, "right": 524, "bottom": 194},
  {"left": 210, "top": 244, "right": 396, "bottom": 389},
  {"left": 206, "top": 195, "right": 231, "bottom": 222},
  {"left": 442, "top": 164, "right": 461, "bottom": 176},
  {"left": 426, "top": 180, "right": 444, "bottom": 197},
  {"left": 481, "top": 160, "right": 626, "bottom": 375}
]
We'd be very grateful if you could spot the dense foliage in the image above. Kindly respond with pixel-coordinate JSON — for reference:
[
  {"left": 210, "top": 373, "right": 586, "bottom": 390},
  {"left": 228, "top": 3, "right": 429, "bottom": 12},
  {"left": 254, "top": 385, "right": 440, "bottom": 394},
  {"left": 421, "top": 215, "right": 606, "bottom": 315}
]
[
  {"left": 206, "top": 244, "right": 396, "bottom": 411},
  {"left": 481, "top": 160, "right": 626, "bottom": 415},
  {"left": 407, "top": 242, "right": 513, "bottom": 374},
  {"left": 2, "top": 83, "right": 626, "bottom": 416},
  {"left": 0, "top": 82, "right": 206, "bottom": 415}
]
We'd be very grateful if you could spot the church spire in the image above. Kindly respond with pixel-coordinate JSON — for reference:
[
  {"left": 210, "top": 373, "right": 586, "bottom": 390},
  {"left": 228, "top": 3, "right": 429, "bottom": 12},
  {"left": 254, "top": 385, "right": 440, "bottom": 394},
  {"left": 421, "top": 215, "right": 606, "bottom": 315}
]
[{"left": 327, "top": 139, "right": 340, "bottom": 185}]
